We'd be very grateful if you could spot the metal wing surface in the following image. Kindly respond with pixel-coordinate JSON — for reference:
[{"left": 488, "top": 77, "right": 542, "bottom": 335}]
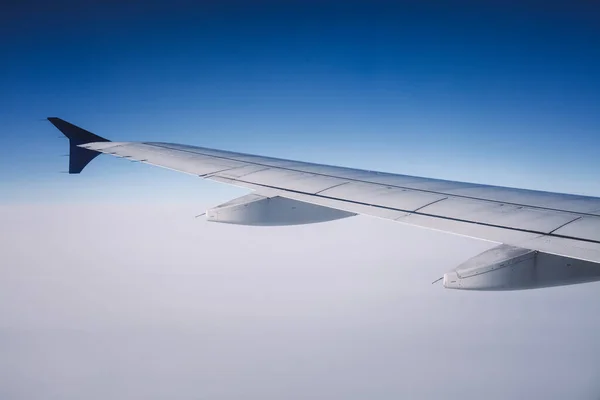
[
  {"left": 81, "top": 141, "right": 600, "bottom": 260},
  {"left": 49, "top": 118, "right": 600, "bottom": 290}
]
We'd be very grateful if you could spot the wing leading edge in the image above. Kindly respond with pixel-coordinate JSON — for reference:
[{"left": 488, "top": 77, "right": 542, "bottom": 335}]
[{"left": 48, "top": 117, "right": 600, "bottom": 290}]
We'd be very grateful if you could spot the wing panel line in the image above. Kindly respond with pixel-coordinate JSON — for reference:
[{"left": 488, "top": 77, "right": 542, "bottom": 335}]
[
  {"left": 410, "top": 197, "right": 449, "bottom": 213},
  {"left": 315, "top": 181, "right": 351, "bottom": 194},
  {"left": 199, "top": 166, "right": 244, "bottom": 178},
  {"left": 548, "top": 216, "right": 583, "bottom": 234},
  {"left": 229, "top": 166, "right": 272, "bottom": 179}
]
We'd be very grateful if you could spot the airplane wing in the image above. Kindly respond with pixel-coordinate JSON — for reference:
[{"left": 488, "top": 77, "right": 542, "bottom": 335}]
[{"left": 48, "top": 117, "right": 600, "bottom": 291}]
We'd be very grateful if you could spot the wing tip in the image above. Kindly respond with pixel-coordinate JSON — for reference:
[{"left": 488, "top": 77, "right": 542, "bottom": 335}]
[
  {"left": 47, "top": 117, "right": 110, "bottom": 144},
  {"left": 47, "top": 117, "right": 110, "bottom": 173}
]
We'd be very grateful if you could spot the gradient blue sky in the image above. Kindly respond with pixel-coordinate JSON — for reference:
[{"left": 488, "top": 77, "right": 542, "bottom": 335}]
[
  {"left": 2, "top": 3, "right": 600, "bottom": 398},
  {"left": 1, "top": 1, "right": 600, "bottom": 202}
]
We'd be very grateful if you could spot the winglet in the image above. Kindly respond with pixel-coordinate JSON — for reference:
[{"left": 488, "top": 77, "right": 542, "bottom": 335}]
[{"left": 47, "top": 117, "right": 111, "bottom": 174}]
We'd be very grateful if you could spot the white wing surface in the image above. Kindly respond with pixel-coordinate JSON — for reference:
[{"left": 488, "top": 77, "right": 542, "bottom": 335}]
[{"left": 49, "top": 118, "right": 600, "bottom": 291}]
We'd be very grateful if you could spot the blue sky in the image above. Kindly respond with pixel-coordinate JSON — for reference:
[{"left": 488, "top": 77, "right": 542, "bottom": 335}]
[
  {"left": 1, "top": 1, "right": 600, "bottom": 202},
  {"left": 2, "top": 3, "right": 600, "bottom": 398}
]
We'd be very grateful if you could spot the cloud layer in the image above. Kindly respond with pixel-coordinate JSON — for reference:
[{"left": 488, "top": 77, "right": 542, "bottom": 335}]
[{"left": 1, "top": 203, "right": 599, "bottom": 399}]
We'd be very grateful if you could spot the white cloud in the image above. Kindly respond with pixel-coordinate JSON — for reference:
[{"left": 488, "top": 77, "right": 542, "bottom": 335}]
[{"left": 1, "top": 203, "right": 599, "bottom": 399}]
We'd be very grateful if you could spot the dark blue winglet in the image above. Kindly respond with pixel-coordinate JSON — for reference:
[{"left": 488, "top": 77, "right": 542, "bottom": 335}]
[{"left": 48, "top": 117, "right": 110, "bottom": 174}]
